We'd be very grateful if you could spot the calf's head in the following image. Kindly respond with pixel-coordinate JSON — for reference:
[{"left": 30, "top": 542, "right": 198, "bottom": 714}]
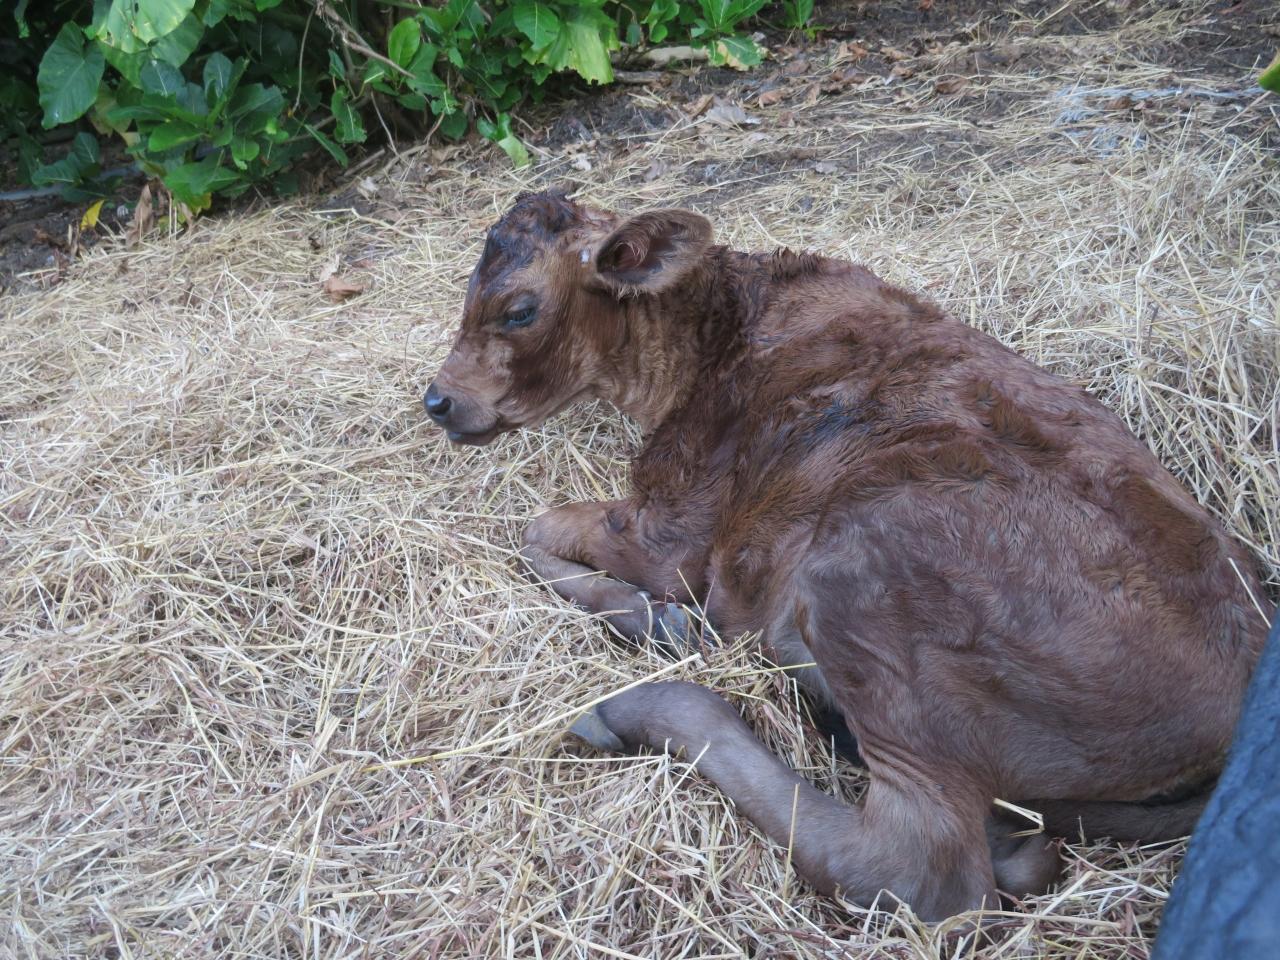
[{"left": 425, "top": 191, "right": 712, "bottom": 444}]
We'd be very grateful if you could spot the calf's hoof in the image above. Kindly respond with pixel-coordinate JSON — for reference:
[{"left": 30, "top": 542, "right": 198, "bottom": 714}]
[
  {"left": 649, "top": 601, "right": 710, "bottom": 653},
  {"left": 569, "top": 704, "right": 626, "bottom": 753}
]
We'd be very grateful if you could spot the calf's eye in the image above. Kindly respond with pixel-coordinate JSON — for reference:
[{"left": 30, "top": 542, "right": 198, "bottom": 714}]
[{"left": 503, "top": 306, "right": 537, "bottom": 329}]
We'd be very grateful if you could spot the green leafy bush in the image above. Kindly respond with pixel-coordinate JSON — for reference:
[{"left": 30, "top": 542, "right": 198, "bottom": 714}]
[{"left": 4, "top": 0, "right": 809, "bottom": 211}]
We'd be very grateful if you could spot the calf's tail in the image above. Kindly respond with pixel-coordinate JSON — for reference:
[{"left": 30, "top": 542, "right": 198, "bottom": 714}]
[{"left": 1030, "top": 790, "right": 1211, "bottom": 844}]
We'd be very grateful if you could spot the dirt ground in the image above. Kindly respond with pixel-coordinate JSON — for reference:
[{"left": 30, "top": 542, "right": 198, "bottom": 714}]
[{"left": 2, "top": 1, "right": 1278, "bottom": 958}]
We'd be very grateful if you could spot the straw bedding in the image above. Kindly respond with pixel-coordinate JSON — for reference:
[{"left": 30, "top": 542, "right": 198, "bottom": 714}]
[{"left": 2, "top": 2, "right": 1277, "bottom": 957}]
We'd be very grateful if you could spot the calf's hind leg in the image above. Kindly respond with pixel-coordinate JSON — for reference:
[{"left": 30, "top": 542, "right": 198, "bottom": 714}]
[{"left": 570, "top": 681, "right": 999, "bottom": 920}]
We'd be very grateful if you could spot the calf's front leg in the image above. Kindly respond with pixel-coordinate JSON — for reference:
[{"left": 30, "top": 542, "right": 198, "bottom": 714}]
[{"left": 520, "top": 502, "right": 702, "bottom": 647}]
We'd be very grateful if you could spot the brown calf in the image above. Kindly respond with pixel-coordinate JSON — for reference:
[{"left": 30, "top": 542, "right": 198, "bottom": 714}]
[{"left": 425, "top": 190, "right": 1269, "bottom": 919}]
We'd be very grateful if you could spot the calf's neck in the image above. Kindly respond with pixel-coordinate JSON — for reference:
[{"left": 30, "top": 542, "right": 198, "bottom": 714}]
[{"left": 425, "top": 191, "right": 1269, "bottom": 919}]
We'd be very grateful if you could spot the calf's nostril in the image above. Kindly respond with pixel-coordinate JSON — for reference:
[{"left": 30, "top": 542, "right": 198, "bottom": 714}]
[{"left": 424, "top": 384, "right": 453, "bottom": 421}]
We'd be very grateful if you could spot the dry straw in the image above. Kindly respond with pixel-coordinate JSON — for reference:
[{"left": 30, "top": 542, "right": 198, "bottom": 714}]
[{"left": 2, "top": 3, "right": 1277, "bottom": 957}]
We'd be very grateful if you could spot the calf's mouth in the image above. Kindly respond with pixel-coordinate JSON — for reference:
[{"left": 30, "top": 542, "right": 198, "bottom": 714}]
[{"left": 445, "top": 424, "right": 503, "bottom": 446}]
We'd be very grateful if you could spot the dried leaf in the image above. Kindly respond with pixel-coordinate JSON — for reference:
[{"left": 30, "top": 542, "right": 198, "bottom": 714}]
[
  {"left": 684, "top": 93, "right": 714, "bottom": 116},
  {"left": 80, "top": 199, "right": 105, "bottom": 231},
  {"left": 990, "top": 42, "right": 1024, "bottom": 64},
  {"left": 642, "top": 159, "right": 670, "bottom": 182},
  {"left": 882, "top": 46, "right": 912, "bottom": 62},
  {"left": 822, "top": 67, "right": 874, "bottom": 93},
  {"left": 125, "top": 184, "right": 153, "bottom": 249},
  {"left": 700, "top": 99, "right": 759, "bottom": 128},
  {"left": 322, "top": 274, "right": 365, "bottom": 302},
  {"left": 781, "top": 56, "right": 810, "bottom": 77},
  {"left": 803, "top": 83, "right": 822, "bottom": 107},
  {"left": 835, "top": 42, "right": 869, "bottom": 63},
  {"left": 934, "top": 76, "right": 969, "bottom": 95},
  {"left": 318, "top": 253, "right": 340, "bottom": 285},
  {"left": 645, "top": 45, "right": 708, "bottom": 67},
  {"left": 614, "top": 70, "right": 662, "bottom": 85}
]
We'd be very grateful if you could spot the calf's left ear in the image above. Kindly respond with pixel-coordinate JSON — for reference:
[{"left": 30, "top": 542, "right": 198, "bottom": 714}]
[{"left": 591, "top": 209, "right": 712, "bottom": 296}]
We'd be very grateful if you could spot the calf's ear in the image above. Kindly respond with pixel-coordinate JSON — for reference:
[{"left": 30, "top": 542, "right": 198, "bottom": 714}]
[{"left": 592, "top": 209, "right": 712, "bottom": 295}]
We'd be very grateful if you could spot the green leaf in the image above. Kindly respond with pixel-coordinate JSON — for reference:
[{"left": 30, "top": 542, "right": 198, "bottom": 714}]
[
  {"left": 99, "top": 11, "right": 201, "bottom": 87},
  {"left": 644, "top": 0, "right": 679, "bottom": 30},
  {"left": 513, "top": 2, "right": 562, "bottom": 51},
  {"left": 210, "top": 59, "right": 249, "bottom": 120},
  {"left": 203, "top": 52, "right": 233, "bottom": 102},
  {"left": 783, "top": 0, "right": 813, "bottom": 28},
  {"left": 697, "top": 0, "right": 727, "bottom": 32},
  {"left": 148, "top": 119, "right": 203, "bottom": 151},
  {"left": 99, "top": 0, "right": 199, "bottom": 53},
  {"left": 152, "top": 12, "right": 203, "bottom": 65},
  {"left": 495, "top": 133, "right": 529, "bottom": 167},
  {"left": 304, "top": 123, "right": 348, "bottom": 167},
  {"left": 1261, "top": 51, "right": 1280, "bottom": 93},
  {"left": 330, "top": 89, "right": 366, "bottom": 143},
  {"left": 537, "top": 5, "right": 616, "bottom": 84},
  {"left": 437, "top": 109, "right": 468, "bottom": 140},
  {"left": 163, "top": 153, "right": 239, "bottom": 206},
  {"left": 227, "top": 83, "right": 285, "bottom": 130},
  {"left": 707, "top": 35, "right": 764, "bottom": 69},
  {"left": 106, "top": 102, "right": 168, "bottom": 125},
  {"left": 406, "top": 43, "right": 444, "bottom": 97},
  {"left": 387, "top": 18, "right": 422, "bottom": 68},
  {"left": 477, "top": 113, "right": 530, "bottom": 167},
  {"left": 138, "top": 0, "right": 198, "bottom": 41},
  {"left": 327, "top": 49, "right": 346, "bottom": 81},
  {"left": 177, "top": 80, "right": 208, "bottom": 117},
  {"left": 0, "top": 73, "right": 39, "bottom": 116},
  {"left": 38, "top": 24, "right": 106, "bottom": 128},
  {"left": 230, "top": 136, "right": 259, "bottom": 169},
  {"left": 202, "top": 0, "right": 232, "bottom": 27},
  {"left": 15, "top": 133, "right": 43, "bottom": 185},
  {"left": 140, "top": 59, "right": 184, "bottom": 96},
  {"left": 101, "top": 42, "right": 144, "bottom": 87},
  {"left": 13, "top": 0, "right": 30, "bottom": 38},
  {"left": 31, "top": 132, "right": 101, "bottom": 187},
  {"left": 108, "top": 90, "right": 204, "bottom": 126}
]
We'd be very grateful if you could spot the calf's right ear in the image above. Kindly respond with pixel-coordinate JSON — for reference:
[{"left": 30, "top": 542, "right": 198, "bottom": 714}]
[{"left": 591, "top": 209, "right": 712, "bottom": 296}]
